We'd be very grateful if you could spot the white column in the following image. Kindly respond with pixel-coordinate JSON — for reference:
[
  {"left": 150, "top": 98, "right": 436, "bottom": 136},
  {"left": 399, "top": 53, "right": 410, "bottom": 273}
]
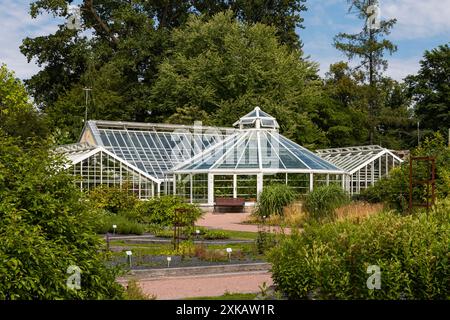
[
  {"left": 256, "top": 173, "right": 263, "bottom": 200},
  {"left": 371, "top": 162, "right": 375, "bottom": 186},
  {"left": 326, "top": 174, "right": 330, "bottom": 186},
  {"left": 379, "top": 157, "right": 382, "bottom": 179},
  {"left": 233, "top": 174, "right": 237, "bottom": 198},
  {"left": 341, "top": 174, "right": 345, "bottom": 190},
  {"left": 100, "top": 152, "right": 103, "bottom": 185},
  {"left": 151, "top": 181, "right": 154, "bottom": 197},
  {"left": 208, "top": 173, "right": 214, "bottom": 205},
  {"left": 173, "top": 174, "right": 176, "bottom": 196},
  {"left": 139, "top": 175, "right": 142, "bottom": 199},
  {"left": 357, "top": 171, "right": 360, "bottom": 194},
  {"left": 385, "top": 154, "right": 389, "bottom": 176},
  {"left": 349, "top": 174, "right": 353, "bottom": 194},
  {"left": 189, "top": 174, "right": 193, "bottom": 204},
  {"left": 309, "top": 173, "right": 313, "bottom": 191},
  {"left": 365, "top": 166, "right": 368, "bottom": 188}
]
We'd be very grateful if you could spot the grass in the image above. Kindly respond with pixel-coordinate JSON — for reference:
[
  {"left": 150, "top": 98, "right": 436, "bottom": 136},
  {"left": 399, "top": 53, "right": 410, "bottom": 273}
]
[
  {"left": 185, "top": 292, "right": 258, "bottom": 300},
  {"left": 215, "top": 229, "right": 258, "bottom": 240},
  {"left": 335, "top": 201, "right": 384, "bottom": 222},
  {"left": 244, "top": 202, "right": 306, "bottom": 228}
]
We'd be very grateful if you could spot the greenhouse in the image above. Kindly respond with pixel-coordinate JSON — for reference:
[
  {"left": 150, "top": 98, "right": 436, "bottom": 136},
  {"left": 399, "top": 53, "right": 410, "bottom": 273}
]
[
  {"left": 316, "top": 145, "right": 403, "bottom": 195},
  {"left": 78, "top": 120, "right": 234, "bottom": 194},
  {"left": 56, "top": 143, "right": 161, "bottom": 199},
  {"left": 171, "top": 107, "right": 345, "bottom": 205}
]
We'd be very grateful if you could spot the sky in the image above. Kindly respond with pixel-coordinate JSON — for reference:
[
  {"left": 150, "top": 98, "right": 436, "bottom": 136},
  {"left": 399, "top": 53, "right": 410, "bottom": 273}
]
[{"left": 0, "top": 0, "right": 449, "bottom": 82}]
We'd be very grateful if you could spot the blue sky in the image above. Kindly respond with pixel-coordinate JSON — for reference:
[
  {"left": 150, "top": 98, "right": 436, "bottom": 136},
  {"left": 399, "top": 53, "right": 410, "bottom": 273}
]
[{"left": 1, "top": 0, "right": 449, "bottom": 81}]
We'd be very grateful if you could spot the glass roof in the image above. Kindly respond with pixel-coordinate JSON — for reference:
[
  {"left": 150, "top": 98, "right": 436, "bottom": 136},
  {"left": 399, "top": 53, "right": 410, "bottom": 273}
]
[
  {"left": 55, "top": 143, "right": 160, "bottom": 183},
  {"left": 316, "top": 145, "right": 403, "bottom": 174},
  {"left": 82, "top": 121, "right": 234, "bottom": 179},
  {"left": 233, "top": 106, "right": 279, "bottom": 129},
  {"left": 172, "top": 130, "right": 343, "bottom": 173}
]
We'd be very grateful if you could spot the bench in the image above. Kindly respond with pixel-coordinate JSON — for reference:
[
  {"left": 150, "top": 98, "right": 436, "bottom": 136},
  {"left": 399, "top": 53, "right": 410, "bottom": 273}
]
[{"left": 214, "top": 197, "right": 245, "bottom": 213}]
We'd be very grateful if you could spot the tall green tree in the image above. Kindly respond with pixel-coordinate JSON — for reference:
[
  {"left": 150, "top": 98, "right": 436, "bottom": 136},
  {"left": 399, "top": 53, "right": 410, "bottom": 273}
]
[
  {"left": 0, "top": 65, "right": 123, "bottom": 299},
  {"left": 0, "top": 64, "right": 48, "bottom": 141},
  {"left": 151, "top": 11, "right": 327, "bottom": 148},
  {"left": 406, "top": 44, "right": 450, "bottom": 139},
  {"left": 333, "top": 0, "right": 397, "bottom": 144},
  {"left": 21, "top": 1, "right": 308, "bottom": 142}
]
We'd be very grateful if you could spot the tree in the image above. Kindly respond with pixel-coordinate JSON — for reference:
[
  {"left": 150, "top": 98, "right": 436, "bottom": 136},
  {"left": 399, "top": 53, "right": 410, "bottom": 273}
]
[
  {"left": 320, "top": 62, "right": 370, "bottom": 147},
  {"left": 0, "top": 64, "right": 48, "bottom": 141},
  {"left": 406, "top": 44, "right": 450, "bottom": 139},
  {"left": 21, "top": 1, "right": 308, "bottom": 142},
  {"left": 333, "top": 0, "right": 397, "bottom": 143},
  {"left": 0, "top": 64, "right": 123, "bottom": 299},
  {"left": 150, "top": 11, "right": 327, "bottom": 148},
  {"left": 0, "top": 134, "right": 124, "bottom": 299}
]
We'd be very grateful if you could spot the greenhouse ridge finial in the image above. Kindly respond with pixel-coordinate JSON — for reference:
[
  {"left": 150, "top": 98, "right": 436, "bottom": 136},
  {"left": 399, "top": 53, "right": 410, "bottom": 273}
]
[{"left": 232, "top": 106, "right": 279, "bottom": 130}]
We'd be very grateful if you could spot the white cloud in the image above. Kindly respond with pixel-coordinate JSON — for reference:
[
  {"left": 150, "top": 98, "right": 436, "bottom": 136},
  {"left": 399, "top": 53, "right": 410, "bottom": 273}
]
[
  {"left": 0, "top": 0, "right": 61, "bottom": 79},
  {"left": 382, "top": 0, "right": 450, "bottom": 39},
  {"left": 384, "top": 57, "right": 420, "bottom": 81}
]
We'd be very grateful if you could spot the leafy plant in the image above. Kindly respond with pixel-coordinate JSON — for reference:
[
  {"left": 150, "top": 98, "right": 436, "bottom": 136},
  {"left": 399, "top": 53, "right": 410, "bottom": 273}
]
[
  {"left": 87, "top": 185, "right": 139, "bottom": 214},
  {"left": 136, "top": 196, "right": 203, "bottom": 227},
  {"left": 303, "top": 185, "right": 350, "bottom": 221},
  {"left": 0, "top": 135, "right": 123, "bottom": 299},
  {"left": 361, "top": 132, "right": 450, "bottom": 211},
  {"left": 269, "top": 200, "right": 450, "bottom": 299},
  {"left": 255, "top": 184, "right": 297, "bottom": 218},
  {"left": 123, "top": 279, "right": 155, "bottom": 300},
  {"left": 93, "top": 211, "right": 145, "bottom": 235}
]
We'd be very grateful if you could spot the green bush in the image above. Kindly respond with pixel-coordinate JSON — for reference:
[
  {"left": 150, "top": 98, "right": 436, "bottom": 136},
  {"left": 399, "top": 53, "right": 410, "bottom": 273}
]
[
  {"left": 361, "top": 133, "right": 450, "bottom": 211},
  {"left": 153, "top": 227, "right": 229, "bottom": 240},
  {"left": 136, "top": 195, "right": 203, "bottom": 227},
  {"left": 0, "top": 135, "right": 123, "bottom": 299},
  {"left": 303, "top": 185, "right": 350, "bottom": 221},
  {"left": 256, "top": 184, "right": 296, "bottom": 218},
  {"left": 269, "top": 200, "right": 450, "bottom": 299},
  {"left": 87, "top": 185, "right": 139, "bottom": 214},
  {"left": 93, "top": 211, "right": 145, "bottom": 235},
  {"left": 202, "top": 229, "right": 229, "bottom": 240}
]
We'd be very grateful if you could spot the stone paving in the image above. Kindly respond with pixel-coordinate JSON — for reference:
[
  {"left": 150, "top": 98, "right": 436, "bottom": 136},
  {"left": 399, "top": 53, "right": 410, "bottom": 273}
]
[{"left": 129, "top": 271, "right": 273, "bottom": 300}]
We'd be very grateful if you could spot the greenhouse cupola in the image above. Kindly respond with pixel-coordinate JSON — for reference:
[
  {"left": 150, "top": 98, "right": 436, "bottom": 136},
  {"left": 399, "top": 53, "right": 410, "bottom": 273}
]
[
  {"left": 171, "top": 107, "right": 345, "bottom": 206},
  {"left": 232, "top": 106, "right": 279, "bottom": 130}
]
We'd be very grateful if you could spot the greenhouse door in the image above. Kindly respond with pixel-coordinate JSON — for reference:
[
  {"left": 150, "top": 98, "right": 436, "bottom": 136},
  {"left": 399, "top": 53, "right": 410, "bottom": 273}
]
[{"left": 236, "top": 175, "right": 257, "bottom": 202}]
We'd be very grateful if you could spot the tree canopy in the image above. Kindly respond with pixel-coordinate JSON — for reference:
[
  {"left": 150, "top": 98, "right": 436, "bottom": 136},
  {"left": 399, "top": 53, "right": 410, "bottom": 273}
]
[
  {"left": 406, "top": 43, "right": 450, "bottom": 136},
  {"left": 0, "top": 65, "right": 123, "bottom": 299}
]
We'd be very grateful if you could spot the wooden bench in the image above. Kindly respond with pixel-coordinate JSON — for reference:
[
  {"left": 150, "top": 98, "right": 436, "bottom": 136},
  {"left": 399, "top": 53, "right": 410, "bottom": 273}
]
[{"left": 214, "top": 197, "right": 245, "bottom": 213}]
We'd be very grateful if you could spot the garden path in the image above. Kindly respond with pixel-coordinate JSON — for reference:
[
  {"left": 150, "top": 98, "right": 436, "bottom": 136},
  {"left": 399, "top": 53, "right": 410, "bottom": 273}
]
[
  {"left": 197, "top": 211, "right": 292, "bottom": 234},
  {"left": 123, "top": 271, "right": 273, "bottom": 299}
]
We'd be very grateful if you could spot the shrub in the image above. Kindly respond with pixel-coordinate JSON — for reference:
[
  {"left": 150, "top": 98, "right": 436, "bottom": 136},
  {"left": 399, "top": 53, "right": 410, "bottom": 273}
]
[
  {"left": 87, "top": 185, "right": 139, "bottom": 214},
  {"left": 361, "top": 133, "right": 450, "bottom": 211},
  {"left": 153, "top": 227, "right": 229, "bottom": 240},
  {"left": 124, "top": 279, "right": 155, "bottom": 300},
  {"left": 255, "top": 184, "right": 296, "bottom": 218},
  {"left": 94, "top": 211, "right": 145, "bottom": 235},
  {"left": 269, "top": 200, "right": 450, "bottom": 299},
  {"left": 303, "top": 185, "right": 350, "bottom": 221},
  {"left": 136, "top": 195, "right": 203, "bottom": 227},
  {"left": 202, "top": 229, "right": 229, "bottom": 240},
  {"left": 0, "top": 135, "right": 123, "bottom": 299}
]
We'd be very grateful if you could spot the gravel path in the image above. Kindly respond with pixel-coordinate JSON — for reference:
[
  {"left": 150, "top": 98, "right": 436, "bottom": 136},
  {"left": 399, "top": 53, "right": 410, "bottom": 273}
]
[
  {"left": 197, "top": 212, "right": 291, "bottom": 234},
  {"left": 126, "top": 271, "right": 273, "bottom": 300}
]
